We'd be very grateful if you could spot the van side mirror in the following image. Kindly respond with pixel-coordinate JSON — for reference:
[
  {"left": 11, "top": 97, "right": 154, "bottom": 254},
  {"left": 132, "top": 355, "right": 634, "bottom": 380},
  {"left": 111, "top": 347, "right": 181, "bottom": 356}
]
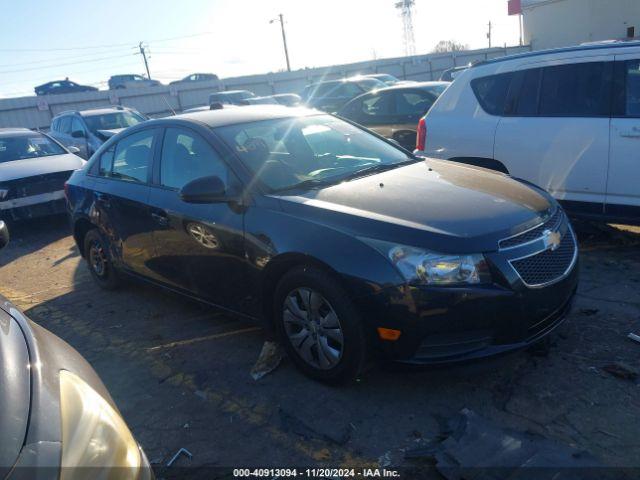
[
  {"left": 0, "top": 221, "right": 9, "bottom": 250},
  {"left": 180, "top": 176, "right": 227, "bottom": 203}
]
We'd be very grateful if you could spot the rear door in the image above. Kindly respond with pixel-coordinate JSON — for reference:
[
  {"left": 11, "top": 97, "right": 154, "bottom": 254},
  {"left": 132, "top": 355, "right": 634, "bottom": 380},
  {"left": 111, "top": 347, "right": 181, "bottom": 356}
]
[
  {"left": 70, "top": 116, "right": 89, "bottom": 158},
  {"left": 146, "top": 126, "right": 247, "bottom": 308},
  {"left": 91, "top": 128, "right": 160, "bottom": 275},
  {"left": 494, "top": 58, "right": 612, "bottom": 214},
  {"left": 607, "top": 55, "right": 640, "bottom": 220}
]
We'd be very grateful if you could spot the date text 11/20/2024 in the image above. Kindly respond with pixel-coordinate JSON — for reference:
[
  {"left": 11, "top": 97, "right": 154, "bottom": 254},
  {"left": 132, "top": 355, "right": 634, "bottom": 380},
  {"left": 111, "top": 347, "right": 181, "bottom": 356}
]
[{"left": 233, "top": 468, "right": 401, "bottom": 477}]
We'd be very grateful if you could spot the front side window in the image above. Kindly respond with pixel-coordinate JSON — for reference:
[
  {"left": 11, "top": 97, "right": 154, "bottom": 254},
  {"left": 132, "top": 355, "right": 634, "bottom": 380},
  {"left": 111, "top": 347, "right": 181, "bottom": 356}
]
[
  {"left": 160, "top": 128, "right": 229, "bottom": 190},
  {"left": 98, "top": 146, "right": 115, "bottom": 177},
  {"left": 538, "top": 62, "right": 611, "bottom": 117},
  {"left": 216, "top": 114, "right": 413, "bottom": 191},
  {"left": 71, "top": 117, "right": 85, "bottom": 135},
  {"left": 361, "top": 92, "right": 395, "bottom": 119},
  {"left": 59, "top": 116, "right": 72, "bottom": 134},
  {"left": 0, "top": 133, "right": 66, "bottom": 163},
  {"left": 83, "top": 112, "right": 145, "bottom": 133},
  {"left": 111, "top": 129, "right": 156, "bottom": 183}
]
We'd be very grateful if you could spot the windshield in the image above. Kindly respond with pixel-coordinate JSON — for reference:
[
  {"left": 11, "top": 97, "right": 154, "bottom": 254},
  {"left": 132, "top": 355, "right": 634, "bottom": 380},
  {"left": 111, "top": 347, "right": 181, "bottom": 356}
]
[
  {"left": 83, "top": 111, "right": 145, "bottom": 133},
  {"left": 355, "top": 78, "right": 386, "bottom": 91},
  {"left": 216, "top": 114, "right": 415, "bottom": 191},
  {"left": 0, "top": 133, "right": 66, "bottom": 163}
]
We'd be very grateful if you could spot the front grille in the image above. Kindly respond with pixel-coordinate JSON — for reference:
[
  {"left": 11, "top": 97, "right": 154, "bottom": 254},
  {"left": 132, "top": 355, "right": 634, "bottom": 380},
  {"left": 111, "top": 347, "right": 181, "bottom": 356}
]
[
  {"left": 500, "top": 209, "right": 564, "bottom": 249},
  {"left": 510, "top": 228, "right": 577, "bottom": 287},
  {"left": 4, "top": 171, "right": 72, "bottom": 199}
]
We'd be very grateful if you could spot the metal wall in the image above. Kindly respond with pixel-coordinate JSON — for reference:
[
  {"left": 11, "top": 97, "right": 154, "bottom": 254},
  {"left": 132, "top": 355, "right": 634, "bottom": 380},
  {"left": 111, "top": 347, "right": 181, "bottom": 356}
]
[{"left": 0, "top": 45, "right": 531, "bottom": 131}]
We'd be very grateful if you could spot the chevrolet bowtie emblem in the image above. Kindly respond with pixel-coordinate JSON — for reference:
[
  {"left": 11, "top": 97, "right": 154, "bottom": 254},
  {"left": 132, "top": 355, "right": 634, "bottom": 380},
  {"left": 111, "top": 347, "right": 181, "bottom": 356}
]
[{"left": 543, "top": 229, "right": 561, "bottom": 251}]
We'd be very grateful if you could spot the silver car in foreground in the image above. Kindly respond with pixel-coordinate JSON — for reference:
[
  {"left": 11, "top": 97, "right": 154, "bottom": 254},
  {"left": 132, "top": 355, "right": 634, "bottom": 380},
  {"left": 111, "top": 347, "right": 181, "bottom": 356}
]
[{"left": 0, "top": 220, "right": 153, "bottom": 479}]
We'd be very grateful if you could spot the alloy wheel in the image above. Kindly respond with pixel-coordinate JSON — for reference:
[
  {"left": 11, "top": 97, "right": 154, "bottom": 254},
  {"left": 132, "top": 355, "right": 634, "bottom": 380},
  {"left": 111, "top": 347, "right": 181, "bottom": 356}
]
[
  {"left": 283, "top": 287, "right": 344, "bottom": 370},
  {"left": 89, "top": 240, "right": 107, "bottom": 277}
]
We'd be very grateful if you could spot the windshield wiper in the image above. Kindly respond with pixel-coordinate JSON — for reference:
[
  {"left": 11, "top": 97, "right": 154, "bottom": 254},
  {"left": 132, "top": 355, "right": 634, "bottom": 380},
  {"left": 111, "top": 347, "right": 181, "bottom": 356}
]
[
  {"left": 341, "top": 161, "right": 412, "bottom": 181},
  {"left": 272, "top": 178, "right": 333, "bottom": 193}
]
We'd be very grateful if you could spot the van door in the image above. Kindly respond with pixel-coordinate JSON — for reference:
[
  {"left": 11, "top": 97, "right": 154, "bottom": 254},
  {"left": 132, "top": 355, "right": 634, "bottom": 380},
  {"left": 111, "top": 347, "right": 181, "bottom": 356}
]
[
  {"left": 607, "top": 55, "right": 640, "bottom": 221},
  {"left": 494, "top": 58, "right": 613, "bottom": 216}
]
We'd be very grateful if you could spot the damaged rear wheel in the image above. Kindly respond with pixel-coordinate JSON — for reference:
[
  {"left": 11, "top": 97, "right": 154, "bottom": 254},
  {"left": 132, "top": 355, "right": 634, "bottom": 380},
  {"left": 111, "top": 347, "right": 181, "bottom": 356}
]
[{"left": 84, "top": 229, "right": 120, "bottom": 290}]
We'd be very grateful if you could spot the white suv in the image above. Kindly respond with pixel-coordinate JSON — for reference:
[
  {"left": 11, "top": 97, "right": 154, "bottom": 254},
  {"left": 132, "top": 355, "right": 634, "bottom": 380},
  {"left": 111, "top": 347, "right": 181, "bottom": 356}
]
[{"left": 415, "top": 40, "right": 640, "bottom": 224}]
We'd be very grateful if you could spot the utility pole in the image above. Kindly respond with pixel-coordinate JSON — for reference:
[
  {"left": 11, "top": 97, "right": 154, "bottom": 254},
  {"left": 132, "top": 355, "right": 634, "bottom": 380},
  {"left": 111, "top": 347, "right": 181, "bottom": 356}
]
[
  {"left": 487, "top": 21, "right": 492, "bottom": 48},
  {"left": 270, "top": 14, "right": 291, "bottom": 72},
  {"left": 139, "top": 42, "right": 151, "bottom": 79}
]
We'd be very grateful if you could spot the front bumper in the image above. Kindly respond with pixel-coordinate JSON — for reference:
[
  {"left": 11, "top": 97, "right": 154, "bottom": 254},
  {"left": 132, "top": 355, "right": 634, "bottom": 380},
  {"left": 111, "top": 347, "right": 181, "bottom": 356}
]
[{"left": 0, "top": 190, "right": 66, "bottom": 221}]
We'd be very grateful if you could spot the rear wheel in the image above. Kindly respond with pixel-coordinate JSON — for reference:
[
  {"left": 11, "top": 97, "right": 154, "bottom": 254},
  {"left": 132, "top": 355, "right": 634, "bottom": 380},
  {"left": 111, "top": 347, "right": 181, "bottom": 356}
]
[
  {"left": 83, "top": 229, "right": 120, "bottom": 290},
  {"left": 274, "top": 266, "right": 367, "bottom": 383}
]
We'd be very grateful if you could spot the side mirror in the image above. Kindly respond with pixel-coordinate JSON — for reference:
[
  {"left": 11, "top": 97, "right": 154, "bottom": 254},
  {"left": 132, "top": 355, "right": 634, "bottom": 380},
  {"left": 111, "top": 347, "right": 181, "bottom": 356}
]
[
  {"left": 180, "top": 176, "right": 227, "bottom": 203},
  {"left": 67, "top": 146, "right": 81, "bottom": 154},
  {"left": 0, "top": 221, "right": 9, "bottom": 250},
  {"left": 71, "top": 130, "right": 85, "bottom": 139}
]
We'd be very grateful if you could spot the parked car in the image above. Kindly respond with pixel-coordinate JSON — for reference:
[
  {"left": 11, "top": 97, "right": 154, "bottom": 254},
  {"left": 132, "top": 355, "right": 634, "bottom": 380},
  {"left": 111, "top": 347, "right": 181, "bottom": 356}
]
[
  {"left": 34, "top": 79, "right": 97, "bottom": 96},
  {"left": 108, "top": 74, "right": 162, "bottom": 90},
  {"left": 0, "top": 128, "right": 84, "bottom": 221},
  {"left": 269, "top": 93, "right": 302, "bottom": 107},
  {"left": 439, "top": 65, "right": 469, "bottom": 81},
  {"left": 170, "top": 73, "right": 219, "bottom": 85},
  {"left": 356, "top": 73, "right": 402, "bottom": 86},
  {"left": 338, "top": 81, "right": 450, "bottom": 150},
  {"left": 0, "top": 220, "right": 153, "bottom": 479},
  {"left": 50, "top": 106, "right": 147, "bottom": 159},
  {"left": 416, "top": 40, "right": 640, "bottom": 225},
  {"left": 208, "top": 90, "right": 256, "bottom": 106},
  {"left": 301, "top": 77, "right": 386, "bottom": 112},
  {"left": 66, "top": 105, "right": 578, "bottom": 382}
]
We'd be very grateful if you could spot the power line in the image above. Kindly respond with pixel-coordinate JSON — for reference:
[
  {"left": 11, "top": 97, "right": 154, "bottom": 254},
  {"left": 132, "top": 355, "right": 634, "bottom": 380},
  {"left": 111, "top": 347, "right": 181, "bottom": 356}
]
[
  {"left": 0, "top": 31, "right": 214, "bottom": 53},
  {"left": 0, "top": 48, "right": 135, "bottom": 69},
  {"left": 0, "top": 53, "right": 137, "bottom": 75}
]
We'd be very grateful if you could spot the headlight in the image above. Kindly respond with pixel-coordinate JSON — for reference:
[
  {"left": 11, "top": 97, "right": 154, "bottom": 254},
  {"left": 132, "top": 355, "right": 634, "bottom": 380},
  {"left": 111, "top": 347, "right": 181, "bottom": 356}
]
[
  {"left": 366, "top": 239, "right": 491, "bottom": 286},
  {"left": 59, "top": 370, "right": 148, "bottom": 480}
]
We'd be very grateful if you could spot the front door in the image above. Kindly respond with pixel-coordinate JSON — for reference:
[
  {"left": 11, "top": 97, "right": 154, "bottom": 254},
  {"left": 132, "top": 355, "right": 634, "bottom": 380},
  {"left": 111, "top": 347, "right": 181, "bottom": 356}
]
[
  {"left": 607, "top": 55, "right": 640, "bottom": 221},
  {"left": 147, "top": 126, "right": 247, "bottom": 309}
]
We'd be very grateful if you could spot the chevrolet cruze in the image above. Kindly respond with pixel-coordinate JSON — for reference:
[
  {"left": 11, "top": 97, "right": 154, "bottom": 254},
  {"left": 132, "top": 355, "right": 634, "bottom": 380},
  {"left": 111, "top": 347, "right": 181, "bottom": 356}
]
[{"left": 65, "top": 105, "right": 578, "bottom": 382}]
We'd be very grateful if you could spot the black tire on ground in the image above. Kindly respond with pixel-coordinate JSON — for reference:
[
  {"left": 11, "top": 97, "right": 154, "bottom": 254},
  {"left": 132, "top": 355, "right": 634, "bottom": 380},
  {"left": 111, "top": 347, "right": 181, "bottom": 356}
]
[
  {"left": 83, "top": 229, "right": 120, "bottom": 290},
  {"left": 273, "top": 266, "right": 368, "bottom": 383}
]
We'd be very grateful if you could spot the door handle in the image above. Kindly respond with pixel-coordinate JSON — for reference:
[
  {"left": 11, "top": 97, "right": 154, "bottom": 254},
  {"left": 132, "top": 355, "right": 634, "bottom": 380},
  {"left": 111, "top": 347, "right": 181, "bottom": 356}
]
[{"left": 151, "top": 212, "right": 169, "bottom": 226}]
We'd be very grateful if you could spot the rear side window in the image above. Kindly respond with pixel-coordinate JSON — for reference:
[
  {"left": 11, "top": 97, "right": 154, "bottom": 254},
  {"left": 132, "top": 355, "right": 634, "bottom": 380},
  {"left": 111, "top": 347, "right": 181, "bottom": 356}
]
[
  {"left": 620, "top": 60, "right": 640, "bottom": 116},
  {"left": 111, "top": 129, "right": 157, "bottom": 183},
  {"left": 59, "top": 116, "right": 72, "bottom": 134},
  {"left": 98, "top": 146, "right": 115, "bottom": 176},
  {"left": 538, "top": 62, "right": 611, "bottom": 117},
  {"left": 471, "top": 73, "right": 513, "bottom": 115},
  {"left": 395, "top": 91, "right": 436, "bottom": 117}
]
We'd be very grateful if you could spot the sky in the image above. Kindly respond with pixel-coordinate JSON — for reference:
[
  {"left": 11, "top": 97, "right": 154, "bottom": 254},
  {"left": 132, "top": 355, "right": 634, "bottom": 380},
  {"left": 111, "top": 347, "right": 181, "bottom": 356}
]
[{"left": 0, "top": 0, "right": 521, "bottom": 98}]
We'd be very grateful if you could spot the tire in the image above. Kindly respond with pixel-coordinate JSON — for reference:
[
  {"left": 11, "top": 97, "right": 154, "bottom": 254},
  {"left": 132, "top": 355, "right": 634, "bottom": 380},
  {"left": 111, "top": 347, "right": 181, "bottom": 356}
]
[
  {"left": 83, "top": 229, "right": 120, "bottom": 290},
  {"left": 274, "top": 266, "right": 367, "bottom": 383}
]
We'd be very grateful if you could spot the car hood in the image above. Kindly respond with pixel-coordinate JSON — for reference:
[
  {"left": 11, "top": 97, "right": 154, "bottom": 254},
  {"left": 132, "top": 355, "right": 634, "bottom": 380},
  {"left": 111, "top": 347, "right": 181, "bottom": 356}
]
[
  {"left": 96, "top": 128, "right": 125, "bottom": 139},
  {"left": 274, "top": 159, "right": 554, "bottom": 253},
  {"left": 0, "top": 154, "right": 85, "bottom": 182}
]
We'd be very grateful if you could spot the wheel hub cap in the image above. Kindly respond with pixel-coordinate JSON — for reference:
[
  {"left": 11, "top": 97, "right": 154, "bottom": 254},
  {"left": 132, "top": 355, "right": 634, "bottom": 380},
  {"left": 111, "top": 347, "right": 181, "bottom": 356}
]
[{"left": 283, "top": 287, "right": 344, "bottom": 370}]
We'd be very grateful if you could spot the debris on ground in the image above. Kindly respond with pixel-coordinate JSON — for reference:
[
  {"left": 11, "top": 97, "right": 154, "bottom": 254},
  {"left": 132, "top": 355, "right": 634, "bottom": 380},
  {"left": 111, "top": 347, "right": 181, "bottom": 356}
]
[
  {"left": 166, "top": 447, "right": 193, "bottom": 467},
  {"left": 403, "top": 409, "right": 605, "bottom": 479},
  {"left": 250, "top": 340, "right": 284, "bottom": 380},
  {"left": 628, "top": 332, "right": 640, "bottom": 344},
  {"left": 602, "top": 362, "right": 638, "bottom": 381}
]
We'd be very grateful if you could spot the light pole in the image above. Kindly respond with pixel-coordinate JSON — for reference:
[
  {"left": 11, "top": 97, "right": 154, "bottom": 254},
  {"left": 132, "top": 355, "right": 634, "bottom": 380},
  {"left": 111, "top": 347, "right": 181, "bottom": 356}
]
[{"left": 270, "top": 13, "right": 291, "bottom": 72}]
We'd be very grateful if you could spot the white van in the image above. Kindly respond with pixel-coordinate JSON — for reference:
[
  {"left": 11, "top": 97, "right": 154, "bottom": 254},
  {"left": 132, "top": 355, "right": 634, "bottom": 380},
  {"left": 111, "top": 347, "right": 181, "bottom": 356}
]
[{"left": 415, "top": 40, "right": 640, "bottom": 224}]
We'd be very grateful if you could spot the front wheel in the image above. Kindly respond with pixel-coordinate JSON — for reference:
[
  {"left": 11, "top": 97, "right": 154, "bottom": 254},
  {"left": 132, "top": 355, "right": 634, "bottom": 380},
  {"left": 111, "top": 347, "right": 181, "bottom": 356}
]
[
  {"left": 274, "top": 266, "right": 367, "bottom": 383},
  {"left": 83, "top": 229, "right": 120, "bottom": 290}
]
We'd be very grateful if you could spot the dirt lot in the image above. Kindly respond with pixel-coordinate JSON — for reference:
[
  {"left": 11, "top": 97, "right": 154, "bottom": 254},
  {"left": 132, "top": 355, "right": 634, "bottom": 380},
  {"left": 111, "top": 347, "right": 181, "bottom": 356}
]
[{"left": 1, "top": 215, "right": 639, "bottom": 476}]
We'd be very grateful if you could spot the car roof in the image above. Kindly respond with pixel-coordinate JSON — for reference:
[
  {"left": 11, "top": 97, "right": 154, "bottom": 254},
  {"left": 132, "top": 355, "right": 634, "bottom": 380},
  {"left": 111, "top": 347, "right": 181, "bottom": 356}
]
[
  {"left": 0, "top": 128, "right": 40, "bottom": 137},
  {"left": 376, "top": 81, "right": 451, "bottom": 92},
  {"left": 474, "top": 39, "right": 640, "bottom": 68},
  {"left": 211, "top": 90, "right": 252, "bottom": 95},
  {"left": 172, "top": 105, "right": 320, "bottom": 128},
  {"left": 53, "top": 107, "right": 132, "bottom": 118}
]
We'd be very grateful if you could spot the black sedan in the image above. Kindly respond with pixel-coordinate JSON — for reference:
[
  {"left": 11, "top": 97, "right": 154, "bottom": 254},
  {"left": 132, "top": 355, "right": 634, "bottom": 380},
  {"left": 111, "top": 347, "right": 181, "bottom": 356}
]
[
  {"left": 0, "top": 220, "right": 152, "bottom": 479},
  {"left": 65, "top": 105, "right": 578, "bottom": 382},
  {"left": 34, "top": 79, "right": 98, "bottom": 96}
]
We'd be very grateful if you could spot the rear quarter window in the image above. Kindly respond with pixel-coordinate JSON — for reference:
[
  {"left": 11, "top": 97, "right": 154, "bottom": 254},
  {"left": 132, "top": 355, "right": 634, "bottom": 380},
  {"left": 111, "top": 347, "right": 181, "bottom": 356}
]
[{"left": 470, "top": 72, "right": 513, "bottom": 115}]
